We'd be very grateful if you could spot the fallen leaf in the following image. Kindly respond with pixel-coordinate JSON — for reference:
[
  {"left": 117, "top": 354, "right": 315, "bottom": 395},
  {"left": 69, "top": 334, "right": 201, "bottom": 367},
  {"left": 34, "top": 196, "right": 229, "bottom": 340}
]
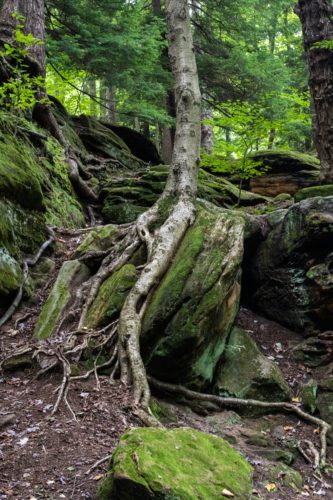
[
  {"left": 265, "top": 483, "right": 277, "bottom": 492},
  {"left": 284, "top": 426, "right": 294, "bottom": 431},
  {"left": 18, "top": 437, "right": 29, "bottom": 446},
  {"left": 58, "top": 239, "right": 65, "bottom": 243},
  {"left": 67, "top": 467, "right": 75, "bottom": 471},
  {"left": 5, "top": 490, "right": 13, "bottom": 496},
  {"left": 93, "top": 474, "right": 104, "bottom": 480},
  {"left": 292, "top": 397, "right": 300, "bottom": 403},
  {"left": 47, "top": 480, "right": 55, "bottom": 485},
  {"left": 221, "top": 489, "right": 234, "bottom": 498},
  {"left": 304, "top": 486, "right": 310, "bottom": 491},
  {"left": 314, "top": 428, "right": 320, "bottom": 434},
  {"left": 252, "top": 489, "right": 259, "bottom": 494}
]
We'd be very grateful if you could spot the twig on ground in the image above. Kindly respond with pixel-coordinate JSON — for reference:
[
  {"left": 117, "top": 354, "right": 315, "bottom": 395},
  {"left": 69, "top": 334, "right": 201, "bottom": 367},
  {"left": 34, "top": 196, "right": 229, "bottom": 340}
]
[
  {"left": 51, "top": 349, "right": 71, "bottom": 416},
  {"left": 70, "top": 475, "right": 77, "bottom": 500},
  {"left": 297, "top": 443, "right": 312, "bottom": 463},
  {"left": 85, "top": 455, "right": 112, "bottom": 475},
  {"left": 94, "top": 348, "right": 103, "bottom": 391}
]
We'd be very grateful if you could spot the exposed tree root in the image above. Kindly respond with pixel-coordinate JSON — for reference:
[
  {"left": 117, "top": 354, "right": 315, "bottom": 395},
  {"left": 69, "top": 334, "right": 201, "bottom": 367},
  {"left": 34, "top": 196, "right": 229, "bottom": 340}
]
[
  {"left": 67, "top": 154, "right": 98, "bottom": 201},
  {"left": 147, "top": 376, "right": 331, "bottom": 464},
  {"left": 17, "top": 126, "right": 47, "bottom": 141},
  {"left": 0, "top": 226, "right": 55, "bottom": 329},
  {"left": 87, "top": 205, "right": 96, "bottom": 227}
]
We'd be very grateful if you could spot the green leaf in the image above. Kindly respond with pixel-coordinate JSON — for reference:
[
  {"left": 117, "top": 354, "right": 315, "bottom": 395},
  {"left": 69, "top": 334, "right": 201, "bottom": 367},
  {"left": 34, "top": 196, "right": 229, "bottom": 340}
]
[{"left": 67, "top": 467, "right": 75, "bottom": 471}]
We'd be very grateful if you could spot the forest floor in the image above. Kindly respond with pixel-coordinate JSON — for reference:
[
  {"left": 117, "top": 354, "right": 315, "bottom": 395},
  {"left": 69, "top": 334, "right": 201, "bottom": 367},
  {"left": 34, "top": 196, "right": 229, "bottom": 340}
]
[{"left": 0, "top": 233, "right": 332, "bottom": 500}]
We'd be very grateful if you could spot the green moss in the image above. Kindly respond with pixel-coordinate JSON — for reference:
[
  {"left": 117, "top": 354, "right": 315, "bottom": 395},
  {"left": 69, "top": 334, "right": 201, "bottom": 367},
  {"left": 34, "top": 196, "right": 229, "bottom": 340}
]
[
  {"left": 86, "top": 264, "right": 137, "bottom": 328},
  {"left": 72, "top": 224, "right": 118, "bottom": 259},
  {"left": 299, "top": 379, "right": 317, "bottom": 413},
  {"left": 295, "top": 185, "right": 333, "bottom": 203},
  {"left": 3, "top": 356, "right": 32, "bottom": 371},
  {"left": 262, "top": 463, "right": 302, "bottom": 489},
  {"left": 34, "top": 261, "right": 90, "bottom": 339},
  {"left": 0, "top": 247, "right": 22, "bottom": 296},
  {"left": 214, "top": 327, "right": 292, "bottom": 412},
  {"left": 141, "top": 207, "right": 245, "bottom": 391},
  {"left": 248, "top": 148, "right": 320, "bottom": 171},
  {"left": 97, "top": 427, "right": 253, "bottom": 500}
]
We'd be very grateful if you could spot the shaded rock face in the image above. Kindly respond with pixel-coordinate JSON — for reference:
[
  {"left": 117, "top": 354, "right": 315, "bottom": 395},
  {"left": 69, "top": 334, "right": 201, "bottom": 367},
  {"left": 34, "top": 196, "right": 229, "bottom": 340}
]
[
  {"left": 248, "top": 149, "right": 320, "bottom": 197},
  {"left": 72, "top": 224, "right": 118, "bottom": 261},
  {"left": 0, "top": 247, "right": 22, "bottom": 297},
  {"left": 141, "top": 206, "right": 245, "bottom": 391},
  {"left": 101, "top": 166, "right": 269, "bottom": 225},
  {"left": 34, "top": 260, "right": 90, "bottom": 340},
  {"left": 214, "top": 327, "right": 292, "bottom": 409},
  {"left": 244, "top": 197, "right": 333, "bottom": 335},
  {"left": 100, "top": 121, "right": 162, "bottom": 165},
  {"left": 72, "top": 115, "right": 146, "bottom": 171},
  {"left": 97, "top": 427, "right": 253, "bottom": 500}
]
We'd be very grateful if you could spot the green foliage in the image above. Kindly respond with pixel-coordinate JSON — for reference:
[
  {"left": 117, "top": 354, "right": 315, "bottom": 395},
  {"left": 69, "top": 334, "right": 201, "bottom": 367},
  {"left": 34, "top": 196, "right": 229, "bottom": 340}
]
[{"left": 0, "top": 13, "right": 47, "bottom": 136}]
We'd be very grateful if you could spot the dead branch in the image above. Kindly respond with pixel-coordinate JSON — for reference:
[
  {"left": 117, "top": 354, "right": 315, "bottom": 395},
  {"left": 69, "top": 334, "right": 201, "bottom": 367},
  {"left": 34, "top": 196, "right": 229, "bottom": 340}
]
[
  {"left": 85, "top": 455, "right": 112, "bottom": 475},
  {"left": 51, "top": 349, "right": 71, "bottom": 416},
  {"left": 17, "top": 126, "right": 47, "bottom": 141}
]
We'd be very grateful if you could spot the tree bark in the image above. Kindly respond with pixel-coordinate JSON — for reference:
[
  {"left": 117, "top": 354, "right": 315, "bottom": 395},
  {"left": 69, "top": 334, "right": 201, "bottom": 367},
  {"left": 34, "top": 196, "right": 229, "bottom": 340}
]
[
  {"left": 107, "top": 86, "right": 117, "bottom": 124},
  {"left": 116, "top": 0, "right": 200, "bottom": 419},
  {"left": 201, "top": 105, "right": 214, "bottom": 154},
  {"left": 143, "top": 122, "right": 150, "bottom": 138},
  {"left": 100, "top": 84, "right": 107, "bottom": 120},
  {"left": 294, "top": 0, "right": 333, "bottom": 183}
]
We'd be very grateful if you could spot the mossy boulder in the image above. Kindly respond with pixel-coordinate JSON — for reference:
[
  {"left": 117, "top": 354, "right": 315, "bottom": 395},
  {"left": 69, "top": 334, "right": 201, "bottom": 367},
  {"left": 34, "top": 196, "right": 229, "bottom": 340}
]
[
  {"left": 141, "top": 206, "right": 245, "bottom": 391},
  {"left": 72, "top": 224, "right": 118, "bottom": 260},
  {"left": 262, "top": 463, "right": 302, "bottom": 489},
  {"left": 86, "top": 264, "right": 138, "bottom": 328},
  {"left": 97, "top": 427, "right": 253, "bottom": 500},
  {"left": 73, "top": 115, "right": 146, "bottom": 171},
  {"left": 2, "top": 356, "right": 32, "bottom": 371},
  {"left": 299, "top": 379, "right": 318, "bottom": 413},
  {"left": 214, "top": 327, "right": 292, "bottom": 410},
  {"left": 100, "top": 121, "right": 162, "bottom": 165},
  {"left": 34, "top": 260, "right": 90, "bottom": 340},
  {"left": 295, "top": 185, "right": 333, "bottom": 203},
  {"left": 0, "top": 247, "right": 22, "bottom": 297},
  {"left": 247, "top": 149, "right": 320, "bottom": 198},
  {"left": 30, "top": 257, "right": 56, "bottom": 290},
  {"left": 244, "top": 197, "right": 333, "bottom": 334},
  {"left": 251, "top": 448, "right": 293, "bottom": 465}
]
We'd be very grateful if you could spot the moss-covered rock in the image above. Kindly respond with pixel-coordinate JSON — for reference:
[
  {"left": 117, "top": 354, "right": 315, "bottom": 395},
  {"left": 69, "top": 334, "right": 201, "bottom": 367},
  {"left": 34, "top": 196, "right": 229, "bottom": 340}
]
[
  {"left": 293, "top": 338, "right": 333, "bottom": 367},
  {"left": 262, "top": 463, "right": 302, "bottom": 489},
  {"left": 248, "top": 149, "right": 320, "bottom": 198},
  {"left": 97, "top": 427, "right": 253, "bottom": 500},
  {"left": 251, "top": 448, "right": 293, "bottom": 465},
  {"left": 141, "top": 207, "right": 245, "bottom": 391},
  {"left": 30, "top": 257, "right": 56, "bottom": 290},
  {"left": 295, "top": 185, "right": 333, "bottom": 203},
  {"left": 2, "top": 356, "right": 32, "bottom": 371},
  {"left": 244, "top": 197, "right": 333, "bottom": 334},
  {"left": 101, "top": 168, "right": 270, "bottom": 225},
  {"left": 72, "top": 115, "right": 146, "bottom": 171},
  {"left": 0, "top": 247, "right": 22, "bottom": 296},
  {"left": 317, "top": 392, "right": 333, "bottom": 433},
  {"left": 72, "top": 224, "right": 118, "bottom": 260},
  {"left": 214, "top": 327, "right": 292, "bottom": 410},
  {"left": 299, "top": 379, "right": 318, "bottom": 413},
  {"left": 86, "top": 264, "right": 137, "bottom": 328},
  {"left": 100, "top": 121, "right": 162, "bottom": 165},
  {"left": 34, "top": 260, "right": 90, "bottom": 339}
]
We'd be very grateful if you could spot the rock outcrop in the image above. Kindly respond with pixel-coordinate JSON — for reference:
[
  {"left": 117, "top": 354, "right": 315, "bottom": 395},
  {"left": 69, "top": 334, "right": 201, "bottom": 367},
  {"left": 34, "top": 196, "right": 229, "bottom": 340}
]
[
  {"left": 245, "top": 196, "right": 333, "bottom": 334},
  {"left": 97, "top": 427, "right": 253, "bottom": 500}
]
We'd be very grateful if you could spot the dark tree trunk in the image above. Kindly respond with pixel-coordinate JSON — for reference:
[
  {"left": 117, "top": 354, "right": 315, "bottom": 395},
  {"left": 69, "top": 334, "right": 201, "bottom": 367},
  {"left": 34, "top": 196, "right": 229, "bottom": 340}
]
[
  {"left": 0, "top": 0, "right": 46, "bottom": 77},
  {"left": 267, "top": 128, "right": 275, "bottom": 149},
  {"left": 142, "top": 122, "right": 150, "bottom": 138},
  {"left": 294, "top": 0, "right": 333, "bottom": 183}
]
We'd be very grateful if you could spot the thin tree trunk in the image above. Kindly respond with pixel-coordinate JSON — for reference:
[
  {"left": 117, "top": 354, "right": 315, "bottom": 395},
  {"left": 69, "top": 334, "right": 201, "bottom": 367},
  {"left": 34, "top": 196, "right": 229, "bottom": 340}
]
[
  {"left": 100, "top": 84, "right": 107, "bottom": 120},
  {"left": 201, "top": 105, "right": 214, "bottom": 154},
  {"left": 134, "top": 117, "right": 139, "bottom": 132},
  {"left": 107, "top": 86, "right": 117, "bottom": 124},
  {"left": 143, "top": 122, "right": 149, "bottom": 138},
  {"left": 88, "top": 80, "right": 97, "bottom": 118},
  {"left": 294, "top": 0, "right": 333, "bottom": 183},
  {"left": 267, "top": 128, "right": 275, "bottom": 149},
  {"left": 155, "top": 123, "right": 160, "bottom": 152}
]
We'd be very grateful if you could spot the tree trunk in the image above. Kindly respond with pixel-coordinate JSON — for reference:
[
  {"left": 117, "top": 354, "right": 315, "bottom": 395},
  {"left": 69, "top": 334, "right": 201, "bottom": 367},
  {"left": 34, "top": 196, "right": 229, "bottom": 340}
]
[
  {"left": 134, "top": 117, "right": 139, "bottom": 132},
  {"left": 107, "top": 86, "right": 117, "bottom": 124},
  {"left": 0, "top": 0, "right": 46, "bottom": 77},
  {"left": 100, "top": 84, "right": 107, "bottom": 120},
  {"left": 155, "top": 123, "right": 160, "bottom": 152},
  {"left": 77, "top": 0, "right": 201, "bottom": 427},
  {"left": 294, "top": 0, "right": 333, "bottom": 183},
  {"left": 201, "top": 106, "right": 214, "bottom": 154},
  {"left": 88, "top": 80, "right": 97, "bottom": 118},
  {"left": 143, "top": 122, "right": 150, "bottom": 138},
  {"left": 268, "top": 128, "right": 275, "bottom": 149}
]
